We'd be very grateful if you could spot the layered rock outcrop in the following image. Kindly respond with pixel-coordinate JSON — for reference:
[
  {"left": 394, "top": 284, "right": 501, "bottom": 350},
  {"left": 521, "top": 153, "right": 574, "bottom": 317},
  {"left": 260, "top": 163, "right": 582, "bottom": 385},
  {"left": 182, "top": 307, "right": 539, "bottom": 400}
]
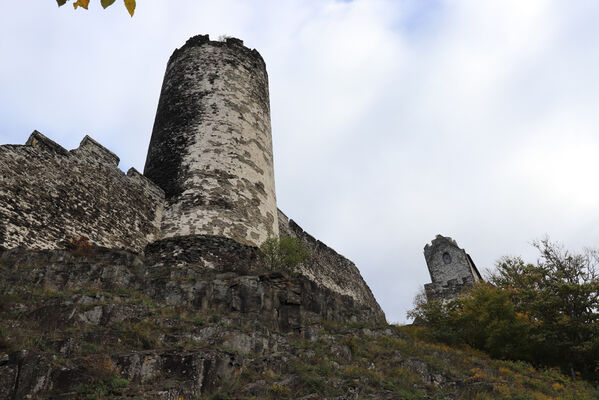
[
  {"left": 0, "top": 243, "right": 386, "bottom": 398},
  {"left": 2, "top": 244, "right": 588, "bottom": 399}
]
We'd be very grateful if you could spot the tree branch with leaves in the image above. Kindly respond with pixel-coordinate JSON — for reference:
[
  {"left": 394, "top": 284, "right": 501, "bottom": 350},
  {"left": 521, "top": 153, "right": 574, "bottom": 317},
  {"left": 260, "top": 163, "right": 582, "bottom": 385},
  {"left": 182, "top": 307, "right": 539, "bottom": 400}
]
[{"left": 56, "top": 0, "right": 136, "bottom": 16}]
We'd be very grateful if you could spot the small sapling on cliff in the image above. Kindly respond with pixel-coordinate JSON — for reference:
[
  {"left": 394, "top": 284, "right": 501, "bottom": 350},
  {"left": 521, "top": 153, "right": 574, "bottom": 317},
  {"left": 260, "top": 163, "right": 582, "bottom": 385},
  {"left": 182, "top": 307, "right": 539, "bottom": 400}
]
[{"left": 259, "top": 236, "right": 307, "bottom": 275}]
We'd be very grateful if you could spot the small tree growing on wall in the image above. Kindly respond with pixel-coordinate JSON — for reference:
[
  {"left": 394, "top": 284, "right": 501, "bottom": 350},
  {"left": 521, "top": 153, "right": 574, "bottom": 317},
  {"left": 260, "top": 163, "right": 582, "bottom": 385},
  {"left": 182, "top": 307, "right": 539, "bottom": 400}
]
[{"left": 259, "top": 236, "right": 308, "bottom": 275}]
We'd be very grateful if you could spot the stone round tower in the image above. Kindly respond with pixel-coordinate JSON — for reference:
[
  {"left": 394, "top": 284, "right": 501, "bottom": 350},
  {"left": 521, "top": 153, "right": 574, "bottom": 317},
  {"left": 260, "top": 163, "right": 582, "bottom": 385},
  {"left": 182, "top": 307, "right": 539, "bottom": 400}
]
[{"left": 144, "top": 35, "right": 278, "bottom": 247}]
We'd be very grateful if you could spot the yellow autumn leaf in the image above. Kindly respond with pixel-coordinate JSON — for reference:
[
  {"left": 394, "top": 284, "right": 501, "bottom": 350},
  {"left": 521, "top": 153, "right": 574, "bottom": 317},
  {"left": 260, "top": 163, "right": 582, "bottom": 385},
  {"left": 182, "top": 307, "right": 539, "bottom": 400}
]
[
  {"left": 124, "top": 0, "right": 136, "bottom": 16},
  {"left": 101, "top": 0, "right": 116, "bottom": 8},
  {"left": 73, "top": 0, "right": 90, "bottom": 9}
]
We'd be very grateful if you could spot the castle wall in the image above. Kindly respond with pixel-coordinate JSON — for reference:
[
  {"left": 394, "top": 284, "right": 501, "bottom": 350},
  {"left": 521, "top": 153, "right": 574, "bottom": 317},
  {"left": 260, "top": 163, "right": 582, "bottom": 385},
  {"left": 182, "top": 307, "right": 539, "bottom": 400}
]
[
  {"left": 278, "top": 210, "right": 386, "bottom": 322},
  {"left": 0, "top": 131, "right": 164, "bottom": 253},
  {"left": 144, "top": 35, "right": 278, "bottom": 248}
]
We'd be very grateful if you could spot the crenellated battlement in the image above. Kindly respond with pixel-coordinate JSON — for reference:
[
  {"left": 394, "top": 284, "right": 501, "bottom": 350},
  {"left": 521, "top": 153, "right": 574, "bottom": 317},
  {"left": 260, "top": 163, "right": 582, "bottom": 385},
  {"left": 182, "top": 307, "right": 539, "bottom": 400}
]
[
  {"left": 24, "top": 130, "right": 121, "bottom": 165},
  {"left": 126, "top": 167, "right": 165, "bottom": 200},
  {"left": 74, "top": 135, "right": 120, "bottom": 166},
  {"left": 0, "top": 131, "right": 164, "bottom": 253},
  {"left": 25, "top": 130, "right": 69, "bottom": 155},
  {"left": 5, "top": 130, "right": 163, "bottom": 194},
  {"left": 169, "top": 34, "right": 266, "bottom": 71}
]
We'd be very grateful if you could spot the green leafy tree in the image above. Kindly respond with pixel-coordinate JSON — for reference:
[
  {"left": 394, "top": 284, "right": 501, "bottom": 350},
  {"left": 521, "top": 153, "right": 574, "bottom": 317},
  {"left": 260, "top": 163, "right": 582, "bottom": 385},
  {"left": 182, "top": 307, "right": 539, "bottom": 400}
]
[
  {"left": 409, "top": 283, "right": 536, "bottom": 360},
  {"left": 490, "top": 239, "right": 599, "bottom": 379},
  {"left": 56, "top": 0, "right": 136, "bottom": 16},
  {"left": 259, "top": 236, "right": 308, "bottom": 275},
  {"left": 409, "top": 239, "right": 599, "bottom": 381}
]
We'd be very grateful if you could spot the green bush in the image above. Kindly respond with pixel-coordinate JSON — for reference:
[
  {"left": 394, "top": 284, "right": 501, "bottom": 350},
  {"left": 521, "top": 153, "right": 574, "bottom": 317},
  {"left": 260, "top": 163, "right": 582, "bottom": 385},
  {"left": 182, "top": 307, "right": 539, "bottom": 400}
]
[
  {"left": 410, "top": 283, "right": 536, "bottom": 360},
  {"left": 259, "top": 236, "right": 308, "bottom": 274},
  {"left": 409, "top": 239, "right": 599, "bottom": 382}
]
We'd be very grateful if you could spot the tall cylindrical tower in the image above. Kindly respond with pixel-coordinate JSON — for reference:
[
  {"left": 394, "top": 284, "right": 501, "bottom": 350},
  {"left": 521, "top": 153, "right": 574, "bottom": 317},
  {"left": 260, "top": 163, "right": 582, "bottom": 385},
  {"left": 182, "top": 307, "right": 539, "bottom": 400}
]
[{"left": 144, "top": 35, "right": 278, "bottom": 247}]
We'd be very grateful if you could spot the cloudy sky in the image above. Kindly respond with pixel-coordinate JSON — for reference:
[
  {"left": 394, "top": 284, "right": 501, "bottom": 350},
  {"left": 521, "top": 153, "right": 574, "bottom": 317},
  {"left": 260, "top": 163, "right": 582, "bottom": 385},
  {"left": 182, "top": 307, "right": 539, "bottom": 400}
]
[{"left": 2, "top": 0, "right": 599, "bottom": 323}]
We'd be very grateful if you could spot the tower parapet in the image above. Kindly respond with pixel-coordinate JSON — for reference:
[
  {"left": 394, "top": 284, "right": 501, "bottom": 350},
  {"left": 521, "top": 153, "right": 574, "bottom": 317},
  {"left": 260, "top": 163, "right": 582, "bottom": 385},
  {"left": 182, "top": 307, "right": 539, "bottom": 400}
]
[{"left": 144, "top": 35, "right": 278, "bottom": 247}]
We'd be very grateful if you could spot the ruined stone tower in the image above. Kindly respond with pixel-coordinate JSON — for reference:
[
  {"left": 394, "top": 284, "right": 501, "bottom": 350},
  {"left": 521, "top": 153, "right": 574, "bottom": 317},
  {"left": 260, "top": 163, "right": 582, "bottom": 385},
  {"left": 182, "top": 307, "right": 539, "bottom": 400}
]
[
  {"left": 424, "top": 235, "right": 483, "bottom": 301},
  {"left": 144, "top": 35, "right": 278, "bottom": 247}
]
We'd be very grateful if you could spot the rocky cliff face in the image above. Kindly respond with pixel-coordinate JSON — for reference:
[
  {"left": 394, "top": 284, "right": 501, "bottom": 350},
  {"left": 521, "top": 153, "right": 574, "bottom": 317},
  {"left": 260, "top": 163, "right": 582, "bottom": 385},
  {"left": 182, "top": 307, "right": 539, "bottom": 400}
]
[
  {"left": 0, "top": 237, "right": 382, "bottom": 399},
  {"left": 1, "top": 243, "right": 596, "bottom": 399}
]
